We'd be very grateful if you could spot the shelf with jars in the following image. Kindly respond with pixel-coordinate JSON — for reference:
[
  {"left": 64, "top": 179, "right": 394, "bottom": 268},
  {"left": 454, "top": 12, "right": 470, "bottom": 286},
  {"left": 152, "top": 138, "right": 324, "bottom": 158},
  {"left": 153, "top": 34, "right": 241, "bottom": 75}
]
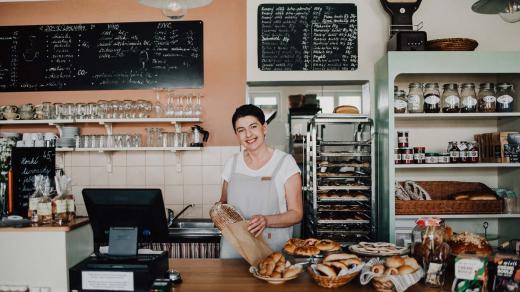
[{"left": 375, "top": 51, "right": 520, "bottom": 244}]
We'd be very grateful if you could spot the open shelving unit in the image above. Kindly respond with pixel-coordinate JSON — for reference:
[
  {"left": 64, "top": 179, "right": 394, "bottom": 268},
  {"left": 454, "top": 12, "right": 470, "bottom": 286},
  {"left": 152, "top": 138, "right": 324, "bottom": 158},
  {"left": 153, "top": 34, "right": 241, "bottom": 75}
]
[{"left": 375, "top": 52, "right": 520, "bottom": 244}]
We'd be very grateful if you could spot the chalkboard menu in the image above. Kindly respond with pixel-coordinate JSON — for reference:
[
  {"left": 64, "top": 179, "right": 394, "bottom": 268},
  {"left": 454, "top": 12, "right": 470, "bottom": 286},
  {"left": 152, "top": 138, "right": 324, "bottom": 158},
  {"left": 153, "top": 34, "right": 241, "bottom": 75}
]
[
  {"left": 10, "top": 147, "right": 55, "bottom": 216},
  {"left": 258, "top": 4, "right": 358, "bottom": 71},
  {"left": 0, "top": 21, "right": 203, "bottom": 91}
]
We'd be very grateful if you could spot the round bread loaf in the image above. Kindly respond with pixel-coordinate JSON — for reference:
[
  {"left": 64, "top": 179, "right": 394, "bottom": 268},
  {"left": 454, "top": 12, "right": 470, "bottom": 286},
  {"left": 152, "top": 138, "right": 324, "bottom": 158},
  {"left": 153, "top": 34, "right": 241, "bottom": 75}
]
[
  {"left": 385, "top": 256, "right": 405, "bottom": 268},
  {"left": 323, "top": 253, "right": 358, "bottom": 262}
]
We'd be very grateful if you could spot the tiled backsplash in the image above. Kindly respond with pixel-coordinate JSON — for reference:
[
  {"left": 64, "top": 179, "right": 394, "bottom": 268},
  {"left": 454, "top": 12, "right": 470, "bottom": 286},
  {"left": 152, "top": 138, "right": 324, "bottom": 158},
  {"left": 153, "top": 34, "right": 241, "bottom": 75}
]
[{"left": 57, "top": 146, "right": 240, "bottom": 219}]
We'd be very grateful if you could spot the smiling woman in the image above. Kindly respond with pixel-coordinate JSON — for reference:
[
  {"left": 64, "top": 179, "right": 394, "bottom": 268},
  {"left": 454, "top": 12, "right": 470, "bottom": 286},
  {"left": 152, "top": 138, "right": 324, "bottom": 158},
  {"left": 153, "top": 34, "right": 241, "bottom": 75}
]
[{"left": 216, "top": 104, "right": 303, "bottom": 259}]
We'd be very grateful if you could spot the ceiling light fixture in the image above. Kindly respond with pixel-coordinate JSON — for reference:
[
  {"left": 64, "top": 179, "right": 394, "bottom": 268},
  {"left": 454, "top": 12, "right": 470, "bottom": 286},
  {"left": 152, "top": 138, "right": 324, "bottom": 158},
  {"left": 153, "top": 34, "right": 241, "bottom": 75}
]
[
  {"left": 138, "top": 0, "right": 212, "bottom": 20},
  {"left": 472, "top": 0, "right": 520, "bottom": 23}
]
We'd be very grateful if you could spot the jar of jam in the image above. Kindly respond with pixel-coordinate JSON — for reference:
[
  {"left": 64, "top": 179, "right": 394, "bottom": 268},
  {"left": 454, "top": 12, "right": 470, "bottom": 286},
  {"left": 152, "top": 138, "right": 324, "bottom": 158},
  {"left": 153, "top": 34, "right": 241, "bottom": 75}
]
[
  {"left": 424, "top": 83, "right": 441, "bottom": 113},
  {"left": 442, "top": 83, "right": 460, "bottom": 113},
  {"left": 496, "top": 82, "right": 515, "bottom": 112},
  {"left": 448, "top": 141, "right": 460, "bottom": 163},
  {"left": 413, "top": 146, "right": 426, "bottom": 164},
  {"left": 401, "top": 148, "right": 414, "bottom": 164},
  {"left": 439, "top": 152, "right": 450, "bottom": 164},
  {"left": 411, "top": 217, "right": 451, "bottom": 288},
  {"left": 460, "top": 83, "right": 478, "bottom": 113},
  {"left": 425, "top": 153, "right": 438, "bottom": 164},
  {"left": 395, "top": 148, "right": 401, "bottom": 164},
  {"left": 478, "top": 83, "right": 496, "bottom": 112},
  {"left": 467, "top": 140, "right": 479, "bottom": 163},
  {"left": 397, "top": 131, "right": 409, "bottom": 148},
  {"left": 458, "top": 141, "right": 469, "bottom": 163},
  {"left": 394, "top": 88, "right": 407, "bottom": 114},
  {"left": 407, "top": 83, "right": 424, "bottom": 113}
]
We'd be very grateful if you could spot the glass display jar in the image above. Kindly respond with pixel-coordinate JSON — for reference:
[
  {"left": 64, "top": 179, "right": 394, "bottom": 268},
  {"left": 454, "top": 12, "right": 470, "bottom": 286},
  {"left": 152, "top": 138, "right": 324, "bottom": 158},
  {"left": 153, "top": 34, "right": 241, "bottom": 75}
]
[
  {"left": 411, "top": 217, "right": 451, "bottom": 288},
  {"left": 423, "top": 83, "right": 441, "bottom": 113},
  {"left": 496, "top": 82, "right": 515, "bottom": 112},
  {"left": 394, "top": 88, "right": 407, "bottom": 113},
  {"left": 460, "top": 83, "right": 478, "bottom": 113},
  {"left": 478, "top": 83, "right": 496, "bottom": 112},
  {"left": 407, "top": 82, "right": 424, "bottom": 113},
  {"left": 442, "top": 83, "right": 460, "bottom": 113}
]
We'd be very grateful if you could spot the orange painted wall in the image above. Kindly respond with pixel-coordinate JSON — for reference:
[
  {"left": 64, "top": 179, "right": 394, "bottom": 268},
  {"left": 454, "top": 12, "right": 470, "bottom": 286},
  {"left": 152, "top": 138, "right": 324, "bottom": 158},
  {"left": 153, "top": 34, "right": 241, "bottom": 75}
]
[{"left": 0, "top": 0, "right": 245, "bottom": 145}]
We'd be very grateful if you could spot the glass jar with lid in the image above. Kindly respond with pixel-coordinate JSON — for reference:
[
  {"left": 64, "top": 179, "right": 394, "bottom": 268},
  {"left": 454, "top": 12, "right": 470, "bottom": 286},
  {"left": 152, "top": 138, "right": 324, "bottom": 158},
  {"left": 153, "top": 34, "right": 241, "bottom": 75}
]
[
  {"left": 442, "top": 83, "right": 460, "bottom": 113},
  {"left": 407, "top": 82, "right": 424, "bottom": 113},
  {"left": 478, "top": 83, "right": 496, "bottom": 112},
  {"left": 423, "top": 83, "right": 441, "bottom": 113},
  {"left": 460, "top": 83, "right": 478, "bottom": 113},
  {"left": 411, "top": 217, "right": 451, "bottom": 288},
  {"left": 496, "top": 82, "right": 515, "bottom": 112},
  {"left": 394, "top": 87, "right": 407, "bottom": 114}
]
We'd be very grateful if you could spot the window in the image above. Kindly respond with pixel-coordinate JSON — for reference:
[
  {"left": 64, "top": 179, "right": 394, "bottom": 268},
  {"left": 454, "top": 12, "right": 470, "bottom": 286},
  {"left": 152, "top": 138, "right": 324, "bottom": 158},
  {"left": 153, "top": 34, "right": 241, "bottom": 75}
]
[
  {"left": 317, "top": 96, "right": 335, "bottom": 113},
  {"left": 311, "top": 91, "right": 362, "bottom": 113},
  {"left": 253, "top": 96, "right": 278, "bottom": 107}
]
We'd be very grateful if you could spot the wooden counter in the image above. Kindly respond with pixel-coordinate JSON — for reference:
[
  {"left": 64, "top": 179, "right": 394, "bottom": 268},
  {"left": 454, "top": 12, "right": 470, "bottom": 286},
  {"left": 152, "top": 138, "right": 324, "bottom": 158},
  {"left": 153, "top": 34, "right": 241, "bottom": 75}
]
[
  {"left": 170, "top": 259, "right": 445, "bottom": 291},
  {"left": 0, "top": 217, "right": 89, "bottom": 232}
]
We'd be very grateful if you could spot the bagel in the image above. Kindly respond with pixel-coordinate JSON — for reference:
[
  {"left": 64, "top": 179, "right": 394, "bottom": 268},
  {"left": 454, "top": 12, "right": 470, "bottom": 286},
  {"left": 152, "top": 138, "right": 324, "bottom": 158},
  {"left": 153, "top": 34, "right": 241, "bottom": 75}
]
[
  {"left": 371, "top": 264, "right": 385, "bottom": 275},
  {"left": 323, "top": 253, "right": 358, "bottom": 262},
  {"left": 398, "top": 265, "right": 416, "bottom": 275},
  {"left": 317, "top": 264, "right": 336, "bottom": 278},
  {"left": 385, "top": 256, "right": 405, "bottom": 268},
  {"left": 384, "top": 267, "right": 399, "bottom": 276}
]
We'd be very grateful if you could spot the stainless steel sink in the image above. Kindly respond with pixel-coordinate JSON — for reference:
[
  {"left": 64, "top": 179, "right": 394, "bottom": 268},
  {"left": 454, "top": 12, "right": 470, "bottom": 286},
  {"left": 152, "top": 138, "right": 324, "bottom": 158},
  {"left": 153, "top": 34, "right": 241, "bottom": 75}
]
[{"left": 168, "top": 219, "right": 221, "bottom": 238}]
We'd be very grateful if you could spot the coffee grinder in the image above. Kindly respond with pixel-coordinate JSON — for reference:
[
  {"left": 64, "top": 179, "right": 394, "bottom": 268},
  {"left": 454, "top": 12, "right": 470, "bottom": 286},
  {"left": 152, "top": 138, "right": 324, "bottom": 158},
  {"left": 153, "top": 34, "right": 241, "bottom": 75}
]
[{"left": 380, "top": 0, "right": 427, "bottom": 51}]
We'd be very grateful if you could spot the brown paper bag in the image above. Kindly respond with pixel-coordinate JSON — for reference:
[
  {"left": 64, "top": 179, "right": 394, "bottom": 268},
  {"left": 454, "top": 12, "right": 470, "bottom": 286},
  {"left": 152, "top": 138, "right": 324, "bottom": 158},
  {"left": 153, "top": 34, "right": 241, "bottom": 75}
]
[{"left": 221, "top": 221, "right": 272, "bottom": 266}]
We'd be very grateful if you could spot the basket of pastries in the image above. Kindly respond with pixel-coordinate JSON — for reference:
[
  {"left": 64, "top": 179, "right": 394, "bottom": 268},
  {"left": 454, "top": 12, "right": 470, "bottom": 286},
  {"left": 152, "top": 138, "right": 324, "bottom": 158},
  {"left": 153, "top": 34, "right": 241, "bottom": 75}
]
[
  {"left": 249, "top": 251, "right": 304, "bottom": 284},
  {"left": 360, "top": 256, "right": 424, "bottom": 292},
  {"left": 448, "top": 232, "right": 493, "bottom": 256},
  {"left": 283, "top": 238, "right": 342, "bottom": 257},
  {"left": 426, "top": 38, "right": 478, "bottom": 51},
  {"left": 307, "top": 253, "right": 364, "bottom": 288}
]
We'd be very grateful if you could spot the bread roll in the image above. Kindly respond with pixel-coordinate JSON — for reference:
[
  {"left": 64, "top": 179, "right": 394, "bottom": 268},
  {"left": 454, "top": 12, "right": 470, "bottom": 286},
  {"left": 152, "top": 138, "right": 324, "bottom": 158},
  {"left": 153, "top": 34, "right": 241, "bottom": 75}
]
[
  {"left": 270, "top": 271, "right": 282, "bottom": 278},
  {"left": 323, "top": 253, "right": 358, "bottom": 262},
  {"left": 317, "top": 264, "right": 336, "bottom": 278},
  {"left": 384, "top": 267, "right": 399, "bottom": 276},
  {"left": 271, "top": 252, "right": 283, "bottom": 263},
  {"left": 398, "top": 265, "right": 416, "bottom": 275},
  {"left": 283, "top": 265, "right": 301, "bottom": 278},
  {"left": 265, "top": 262, "right": 276, "bottom": 277},
  {"left": 284, "top": 242, "right": 297, "bottom": 254},
  {"left": 385, "top": 256, "right": 405, "bottom": 268},
  {"left": 469, "top": 195, "right": 497, "bottom": 200},
  {"left": 371, "top": 264, "right": 385, "bottom": 275},
  {"left": 454, "top": 194, "right": 470, "bottom": 200},
  {"left": 274, "top": 261, "right": 285, "bottom": 273},
  {"left": 403, "top": 257, "right": 420, "bottom": 270}
]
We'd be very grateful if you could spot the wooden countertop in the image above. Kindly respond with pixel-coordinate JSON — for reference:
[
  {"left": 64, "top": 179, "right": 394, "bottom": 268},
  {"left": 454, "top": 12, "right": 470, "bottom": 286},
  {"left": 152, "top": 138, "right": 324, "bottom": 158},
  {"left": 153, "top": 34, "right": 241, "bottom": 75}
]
[
  {"left": 170, "top": 259, "right": 446, "bottom": 292},
  {"left": 0, "top": 217, "right": 89, "bottom": 232}
]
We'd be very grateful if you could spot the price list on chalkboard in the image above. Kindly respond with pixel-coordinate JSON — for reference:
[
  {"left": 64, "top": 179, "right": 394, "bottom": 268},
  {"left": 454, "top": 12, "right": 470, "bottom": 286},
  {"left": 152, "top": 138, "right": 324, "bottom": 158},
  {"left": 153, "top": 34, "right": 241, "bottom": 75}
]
[
  {"left": 10, "top": 147, "right": 55, "bottom": 216},
  {"left": 0, "top": 21, "right": 203, "bottom": 92},
  {"left": 258, "top": 4, "right": 358, "bottom": 71}
]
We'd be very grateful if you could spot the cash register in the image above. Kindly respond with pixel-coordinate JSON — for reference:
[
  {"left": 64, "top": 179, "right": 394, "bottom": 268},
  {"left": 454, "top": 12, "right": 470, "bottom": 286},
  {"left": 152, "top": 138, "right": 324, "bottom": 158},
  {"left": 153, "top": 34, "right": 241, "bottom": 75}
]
[{"left": 69, "top": 188, "right": 170, "bottom": 291}]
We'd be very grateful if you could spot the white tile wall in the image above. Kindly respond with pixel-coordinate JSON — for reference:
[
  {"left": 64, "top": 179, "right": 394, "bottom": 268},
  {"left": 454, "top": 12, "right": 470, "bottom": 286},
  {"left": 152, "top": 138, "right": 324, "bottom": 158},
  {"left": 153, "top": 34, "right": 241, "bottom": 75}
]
[{"left": 69, "top": 147, "right": 240, "bottom": 219}]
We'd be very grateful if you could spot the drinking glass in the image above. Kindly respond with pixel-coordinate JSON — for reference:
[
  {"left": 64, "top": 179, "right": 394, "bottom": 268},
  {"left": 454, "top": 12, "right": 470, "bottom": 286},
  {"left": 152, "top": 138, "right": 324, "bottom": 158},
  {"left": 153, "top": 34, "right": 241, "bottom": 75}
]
[
  {"left": 184, "top": 94, "right": 193, "bottom": 117},
  {"left": 64, "top": 103, "right": 76, "bottom": 119},
  {"left": 193, "top": 94, "right": 202, "bottom": 117},
  {"left": 174, "top": 95, "right": 184, "bottom": 117},
  {"left": 131, "top": 134, "right": 141, "bottom": 147},
  {"left": 76, "top": 103, "right": 87, "bottom": 119},
  {"left": 165, "top": 89, "right": 175, "bottom": 117},
  {"left": 87, "top": 102, "right": 98, "bottom": 119},
  {"left": 52, "top": 103, "right": 63, "bottom": 119},
  {"left": 153, "top": 88, "right": 164, "bottom": 118},
  {"left": 123, "top": 100, "right": 133, "bottom": 119},
  {"left": 97, "top": 100, "right": 109, "bottom": 119}
]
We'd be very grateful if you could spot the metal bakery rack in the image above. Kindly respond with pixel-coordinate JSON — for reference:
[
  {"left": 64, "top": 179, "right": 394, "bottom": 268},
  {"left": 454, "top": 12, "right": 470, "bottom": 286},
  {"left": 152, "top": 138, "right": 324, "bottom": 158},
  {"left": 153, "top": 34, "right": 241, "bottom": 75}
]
[{"left": 302, "top": 114, "right": 376, "bottom": 244}]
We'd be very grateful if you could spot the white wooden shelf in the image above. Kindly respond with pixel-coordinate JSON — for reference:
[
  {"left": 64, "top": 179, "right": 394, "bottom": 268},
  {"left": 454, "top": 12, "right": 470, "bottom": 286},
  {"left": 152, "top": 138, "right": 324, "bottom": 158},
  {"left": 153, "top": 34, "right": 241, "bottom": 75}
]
[
  {"left": 395, "top": 163, "right": 520, "bottom": 169},
  {"left": 57, "top": 147, "right": 201, "bottom": 152},
  {"left": 0, "top": 119, "right": 74, "bottom": 125},
  {"left": 396, "top": 214, "right": 520, "bottom": 219},
  {"left": 395, "top": 112, "right": 520, "bottom": 120},
  {"left": 0, "top": 117, "right": 201, "bottom": 125}
]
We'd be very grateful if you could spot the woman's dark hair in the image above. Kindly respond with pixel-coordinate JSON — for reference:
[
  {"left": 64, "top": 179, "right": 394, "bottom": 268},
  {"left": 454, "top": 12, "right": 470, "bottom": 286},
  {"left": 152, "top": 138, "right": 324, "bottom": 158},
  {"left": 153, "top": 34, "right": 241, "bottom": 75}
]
[{"left": 231, "top": 104, "right": 265, "bottom": 131}]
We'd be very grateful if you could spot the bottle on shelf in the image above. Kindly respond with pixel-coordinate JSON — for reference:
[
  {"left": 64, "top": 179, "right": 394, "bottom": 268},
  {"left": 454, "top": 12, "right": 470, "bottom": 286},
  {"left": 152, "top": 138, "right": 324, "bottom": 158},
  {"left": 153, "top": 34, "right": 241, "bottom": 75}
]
[
  {"left": 496, "top": 82, "right": 515, "bottom": 112},
  {"left": 478, "top": 83, "right": 496, "bottom": 112},
  {"left": 460, "top": 83, "right": 478, "bottom": 113},
  {"left": 424, "top": 83, "right": 441, "bottom": 113},
  {"left": 442, "top": 83, "right": 461, "bottom": 113},
  {"left": 394, "top": 86, "right": 407, "bottom": 114},
  {"left": 448, "top": 141, "right": 460, "bottom": 163},
  {"left": 407, "top": 83, "right": 424, "bottom": 113}
]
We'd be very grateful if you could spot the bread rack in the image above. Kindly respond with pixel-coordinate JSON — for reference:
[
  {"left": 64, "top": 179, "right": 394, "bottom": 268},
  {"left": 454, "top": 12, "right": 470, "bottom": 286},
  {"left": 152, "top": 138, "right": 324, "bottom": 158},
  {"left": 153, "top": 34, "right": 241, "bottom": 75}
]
[{"left": 302, "top": 114, "right": 376, "bottom": 244}]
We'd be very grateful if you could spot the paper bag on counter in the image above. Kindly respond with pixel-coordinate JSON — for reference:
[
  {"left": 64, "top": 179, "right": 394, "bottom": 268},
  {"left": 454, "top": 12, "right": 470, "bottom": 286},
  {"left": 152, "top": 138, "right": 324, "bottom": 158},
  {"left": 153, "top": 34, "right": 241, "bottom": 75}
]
[{"left": 221, "top": 221, "right": 272, "bottom": 266}]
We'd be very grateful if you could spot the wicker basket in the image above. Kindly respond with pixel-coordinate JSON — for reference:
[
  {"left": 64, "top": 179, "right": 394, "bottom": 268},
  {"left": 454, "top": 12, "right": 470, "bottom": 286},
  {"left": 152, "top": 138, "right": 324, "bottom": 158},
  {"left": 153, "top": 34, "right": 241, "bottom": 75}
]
[
  {"left": 307, "top": 266, "right": 360, "bottom": 288},
  {"left": 372, "top": 276, "right": 396, "bottom": 292},
  {"left": 427, "top": 38, "right": 478, "bottom": 51},
  {"left": 395, "top": 181, "right": 503, "bottom": 215},
  {"left": 209, "top": 203, "right": 245, "bottom": 231}
]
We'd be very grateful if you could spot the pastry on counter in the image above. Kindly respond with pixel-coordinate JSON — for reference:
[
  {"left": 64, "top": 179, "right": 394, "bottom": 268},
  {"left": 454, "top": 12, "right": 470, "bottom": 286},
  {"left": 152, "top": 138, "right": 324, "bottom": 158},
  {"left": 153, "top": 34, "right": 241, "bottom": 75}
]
[
  {"left": 448, "top": 232, "right": 493, "bottom": 256},
  {"left": 284, "top": 238, "right": 341, "bottom": 256}
]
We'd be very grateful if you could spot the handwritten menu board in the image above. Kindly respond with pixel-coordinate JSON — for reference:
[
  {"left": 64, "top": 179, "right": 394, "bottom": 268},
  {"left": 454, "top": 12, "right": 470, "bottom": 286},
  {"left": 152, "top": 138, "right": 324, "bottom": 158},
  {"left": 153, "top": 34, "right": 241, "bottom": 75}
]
[
  {"left": 10, "top": 147, "right": 55, "bottom": 216},
  {"left": 257, "top": 3, "right": 358, "bottom": 71},
  {"left": 0, "top": 21, "right": 203, "bottom": 92}
]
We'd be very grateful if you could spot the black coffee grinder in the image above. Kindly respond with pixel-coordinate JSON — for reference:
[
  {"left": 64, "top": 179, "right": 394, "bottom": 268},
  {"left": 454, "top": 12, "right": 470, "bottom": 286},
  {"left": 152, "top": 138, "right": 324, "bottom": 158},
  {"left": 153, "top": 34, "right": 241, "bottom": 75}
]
[{"left": 380, "top": 0, "right": 427, "bottom": 51}]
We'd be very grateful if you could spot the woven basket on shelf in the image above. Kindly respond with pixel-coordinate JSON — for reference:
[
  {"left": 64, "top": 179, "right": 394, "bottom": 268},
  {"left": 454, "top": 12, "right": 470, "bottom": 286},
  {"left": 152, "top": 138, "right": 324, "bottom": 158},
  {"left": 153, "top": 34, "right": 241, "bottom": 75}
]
[
  {"left": 307, "top": 266, "right": 360, "bottom": 288},
  {"left": 372, "top": 276, "right": 396, "bottom": 292},
  {"left": 427, "top": 38, "right": 478, "bottom": 51},
  {"left": 395, "top": 181, "right": 503, "bottom": 215},
  {"left": 209, "top": 203, "right": 245, "bottom": 231}
]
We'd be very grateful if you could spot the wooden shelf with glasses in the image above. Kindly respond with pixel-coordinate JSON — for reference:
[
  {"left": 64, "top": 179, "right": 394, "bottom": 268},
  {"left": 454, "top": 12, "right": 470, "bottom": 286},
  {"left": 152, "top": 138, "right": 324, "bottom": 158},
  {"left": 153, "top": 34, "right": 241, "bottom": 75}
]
[
  {"left": 0, "top": 117, "right": 201, "bottom": 125},
  {"left": 57, "top": 146, "right": 201, "bottom": 152}
]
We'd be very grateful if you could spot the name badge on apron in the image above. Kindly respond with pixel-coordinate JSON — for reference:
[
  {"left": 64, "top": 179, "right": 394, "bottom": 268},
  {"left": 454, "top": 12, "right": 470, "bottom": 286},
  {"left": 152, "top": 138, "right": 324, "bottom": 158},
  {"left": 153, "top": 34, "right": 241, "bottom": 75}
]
[{"left": 261, "top": 176, "right": 272, "bottom": 181}]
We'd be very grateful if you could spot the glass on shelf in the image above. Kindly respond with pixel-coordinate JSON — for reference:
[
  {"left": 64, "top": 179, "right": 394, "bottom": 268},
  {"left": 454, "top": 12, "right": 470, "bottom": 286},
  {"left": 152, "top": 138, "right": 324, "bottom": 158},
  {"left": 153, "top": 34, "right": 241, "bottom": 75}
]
[
  {"left": 478, "top": 83, "right": 496, "bottom": 112},
  {"left": 122, "top": 100, "right": 133, "bottom": 119},
  {"left": 87, "top": 102, "right": 98, "bottom": 119},
  {"left": 97, "top": 100, "right": 109, "bottom": 119},
  {"left": 183, "top": 94, "right": 193, "bottom": 117},
  {"left": 153, "top": 88, "right": 164, "bottom": 118},
  {"left": 496, "top": 82, "right": 515, "bottom": 112},
  {"left": 461, "top": 83, "right": 478, "bottom": 113},
  {"left": 407, "top": 82, "right": 424, "bottom": 113},
  {"left": 424, "top": 83, "right": 441, "bottom": 113},
  {"left": 193, "top": 94, "right": 202, "bottom": 117},
  {"left": 75, "top": 103, "right": 87, "bottom": 119},
  {"left": 441, "top": 83, "right": 460, "bottom": 113}
]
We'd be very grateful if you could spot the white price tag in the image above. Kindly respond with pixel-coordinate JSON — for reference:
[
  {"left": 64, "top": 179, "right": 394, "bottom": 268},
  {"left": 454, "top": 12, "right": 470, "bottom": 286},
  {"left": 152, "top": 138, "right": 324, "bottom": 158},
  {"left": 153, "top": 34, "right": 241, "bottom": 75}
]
[{"left": 82, "top": 271, "right": 134, "bottom": 291}]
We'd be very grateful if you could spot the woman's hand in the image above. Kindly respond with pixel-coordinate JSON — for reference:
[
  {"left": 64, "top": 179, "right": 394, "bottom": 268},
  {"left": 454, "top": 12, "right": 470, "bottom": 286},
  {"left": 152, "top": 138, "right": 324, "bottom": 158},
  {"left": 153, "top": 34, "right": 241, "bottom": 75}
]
[{"left": 248, "top": 215, "right": 268, "bottom": 237}]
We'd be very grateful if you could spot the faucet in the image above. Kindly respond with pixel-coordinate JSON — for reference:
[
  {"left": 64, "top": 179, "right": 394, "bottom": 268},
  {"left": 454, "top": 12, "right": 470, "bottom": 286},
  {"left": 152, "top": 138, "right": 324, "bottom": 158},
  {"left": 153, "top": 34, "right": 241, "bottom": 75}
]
[{"left": 168, "top": 204, "right": 194, "bottom": 227}]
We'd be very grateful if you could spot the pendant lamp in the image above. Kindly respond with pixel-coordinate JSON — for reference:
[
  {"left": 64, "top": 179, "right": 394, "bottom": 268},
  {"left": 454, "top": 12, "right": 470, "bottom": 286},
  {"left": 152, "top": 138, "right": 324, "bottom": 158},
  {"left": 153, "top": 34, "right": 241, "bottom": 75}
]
[
  {"left": 472, "top": 0, "right": 520, "bottom": 22},
  {"left": 138, "top": 0, "right": 212, "bottom": 19}
]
